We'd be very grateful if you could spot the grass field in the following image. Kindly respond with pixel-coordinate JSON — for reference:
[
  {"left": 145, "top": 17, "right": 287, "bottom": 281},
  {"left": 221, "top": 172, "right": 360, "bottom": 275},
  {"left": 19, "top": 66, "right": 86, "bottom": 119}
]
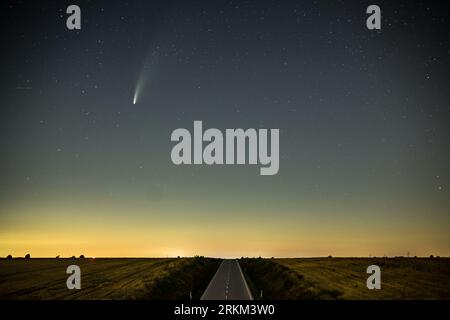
[
  {"left": 0, "top": 257, "right": 220, "bottom": 300},
  {"left": 241, "top": 257, "right": 450, "bottom": 300},
  {"left": 3, "top": 257, "right": 449, "bottom": 300}
]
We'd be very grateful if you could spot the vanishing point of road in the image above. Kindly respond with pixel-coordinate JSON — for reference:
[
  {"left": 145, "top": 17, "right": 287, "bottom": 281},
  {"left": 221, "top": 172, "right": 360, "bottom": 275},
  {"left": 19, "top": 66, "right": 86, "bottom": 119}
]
[{"left": 201, "top": 259, "right": 253, "bottom": 300}]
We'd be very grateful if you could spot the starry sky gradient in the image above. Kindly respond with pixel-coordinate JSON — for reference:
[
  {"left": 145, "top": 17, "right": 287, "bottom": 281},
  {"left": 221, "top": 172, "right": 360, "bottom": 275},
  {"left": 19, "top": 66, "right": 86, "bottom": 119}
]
[{"left": 0, "top": 0, "right": 449, "bottom": 257}]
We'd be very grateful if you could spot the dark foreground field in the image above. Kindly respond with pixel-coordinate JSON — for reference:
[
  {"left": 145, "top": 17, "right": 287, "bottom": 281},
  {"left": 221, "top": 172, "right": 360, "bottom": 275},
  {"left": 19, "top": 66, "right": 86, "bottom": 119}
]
[
  {"left": 0, "top": 257, "right": 220, "bottom": 299},
  {"left": 241, "top": 257, "right": 450, "bottom": 300},
  {"left": 2, "top": 257, "right": 449, "bottom": 300}
]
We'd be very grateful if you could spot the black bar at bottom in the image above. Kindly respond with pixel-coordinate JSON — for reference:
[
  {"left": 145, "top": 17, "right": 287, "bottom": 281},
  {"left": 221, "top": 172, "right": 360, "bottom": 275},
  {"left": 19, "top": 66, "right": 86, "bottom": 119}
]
[{"left": 0, "top": 300, "right": 448, "bottom": 319}]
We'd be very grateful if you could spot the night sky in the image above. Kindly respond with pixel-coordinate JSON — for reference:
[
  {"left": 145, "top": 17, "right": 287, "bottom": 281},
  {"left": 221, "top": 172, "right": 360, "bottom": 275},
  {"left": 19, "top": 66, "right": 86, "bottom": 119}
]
[{"left": 1, "top": 0, "right": 449, "bottom": 258}]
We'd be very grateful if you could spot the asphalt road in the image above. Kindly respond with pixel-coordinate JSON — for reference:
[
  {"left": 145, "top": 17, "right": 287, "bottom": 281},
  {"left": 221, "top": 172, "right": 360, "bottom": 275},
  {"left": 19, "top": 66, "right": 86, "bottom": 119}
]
[{"left": 201, "top": 259, "right": 253, "bottom": 300}]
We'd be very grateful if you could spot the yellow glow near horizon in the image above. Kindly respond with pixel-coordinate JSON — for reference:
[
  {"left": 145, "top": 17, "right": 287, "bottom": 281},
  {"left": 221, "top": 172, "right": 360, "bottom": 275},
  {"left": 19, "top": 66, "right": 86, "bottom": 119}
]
[{"left": 1, "top": 198, "right": 449, "bottom": 258}]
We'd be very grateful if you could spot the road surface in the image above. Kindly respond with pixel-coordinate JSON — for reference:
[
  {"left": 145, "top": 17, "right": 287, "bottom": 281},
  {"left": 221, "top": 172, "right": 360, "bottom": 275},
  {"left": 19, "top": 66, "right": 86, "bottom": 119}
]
[{"left": 201, "top": 259, "right": 253, "bottom": 300}]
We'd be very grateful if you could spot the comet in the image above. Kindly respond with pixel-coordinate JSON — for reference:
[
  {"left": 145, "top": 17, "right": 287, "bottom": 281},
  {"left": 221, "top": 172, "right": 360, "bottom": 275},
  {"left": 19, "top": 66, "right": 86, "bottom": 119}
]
[
  {"left": 132, "top": 86, "right": 139, "bottom": 105},
  {"left": 132, "top": 48, "right": 159, "bottom": 105},
  {"left": 132, "top": 74, "right": 143, "bottom": 105}
]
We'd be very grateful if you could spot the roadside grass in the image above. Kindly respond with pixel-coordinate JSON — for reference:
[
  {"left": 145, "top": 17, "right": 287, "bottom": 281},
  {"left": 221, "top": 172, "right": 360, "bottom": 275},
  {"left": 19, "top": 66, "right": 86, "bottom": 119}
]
[
  {"left": 0, "top": 257, "right": 220, "bottom": 300},
  {"left": 241, "top": 257, "right": 450, "bottom": 300},
  {"left": 137, "top": 256, "right": 221, "bottom": 299},
  {"left": 240, "top": 258, "right": 342, "bottom": 300}
]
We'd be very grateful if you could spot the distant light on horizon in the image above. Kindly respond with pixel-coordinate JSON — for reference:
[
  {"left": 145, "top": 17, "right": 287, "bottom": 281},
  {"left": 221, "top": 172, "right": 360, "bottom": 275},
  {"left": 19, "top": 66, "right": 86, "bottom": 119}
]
[{"left": 1, "top": 0, "right": 449, "bottom": 260}]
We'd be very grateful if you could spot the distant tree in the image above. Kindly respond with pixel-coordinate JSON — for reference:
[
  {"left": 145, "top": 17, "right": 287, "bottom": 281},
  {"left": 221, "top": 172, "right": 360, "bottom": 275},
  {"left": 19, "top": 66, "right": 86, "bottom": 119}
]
[
  {"left": 71, "top": 256, "right": 76, "bottom": 259},
  {"left": 430, "top": 255, "right": 434, "bottom": 259},
  {"left": 56, "top": 255, "right": 60, "bottom": 259},
  {"left": 6, "top": 254, "right": 13, "bottom": 259},
  {"left": 328, "top": 255, "right": 332, "bottom": 258},
  {"left": 79, "top": 255, "right": 85, "bottom": 259},
  {"left": 25, "top": 254, "right": 31, "bottom": 259},
  {"left": 177, "top": 256, "right": 180, "bottom": 259}
]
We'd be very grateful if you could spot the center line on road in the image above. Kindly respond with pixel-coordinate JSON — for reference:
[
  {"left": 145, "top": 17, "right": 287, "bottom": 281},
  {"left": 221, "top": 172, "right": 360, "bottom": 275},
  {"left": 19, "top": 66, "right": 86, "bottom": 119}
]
[{"left": 201, "top": 259, "right": 253, "bottom": 300}]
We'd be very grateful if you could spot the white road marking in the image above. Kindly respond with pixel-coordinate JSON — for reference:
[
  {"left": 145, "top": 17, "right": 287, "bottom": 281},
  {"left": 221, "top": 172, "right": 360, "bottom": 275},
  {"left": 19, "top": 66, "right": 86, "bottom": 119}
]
[
  {"left": 200, "top": 260, "right": 225, "bottom": 300},
  {"left": 236, "top": 259, "right": 253, "bottom": 300}
]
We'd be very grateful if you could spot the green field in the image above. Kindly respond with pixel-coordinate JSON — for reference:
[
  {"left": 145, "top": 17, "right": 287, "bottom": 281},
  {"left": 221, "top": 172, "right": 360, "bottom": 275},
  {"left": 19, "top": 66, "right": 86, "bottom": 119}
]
[
  {"left": 242, "top": 257, "right": 450, "bottom": 300},
  {"left": 0, "top": 257, "right": 220, "bottom": 300}
]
